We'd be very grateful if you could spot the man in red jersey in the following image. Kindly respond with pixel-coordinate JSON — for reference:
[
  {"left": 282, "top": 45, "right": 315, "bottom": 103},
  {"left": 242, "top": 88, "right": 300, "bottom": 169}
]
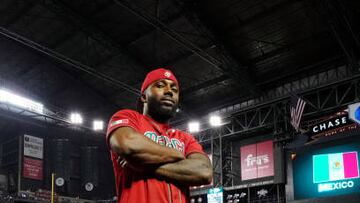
[{"left": 106, "top": 68, "right": 213, "bottom": 203}]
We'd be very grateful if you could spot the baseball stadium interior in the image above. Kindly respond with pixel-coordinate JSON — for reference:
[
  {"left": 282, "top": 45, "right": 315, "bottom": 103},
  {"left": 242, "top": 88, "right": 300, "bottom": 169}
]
[{"left": 0, "top": 0, "right": 360, "bottom": 202}]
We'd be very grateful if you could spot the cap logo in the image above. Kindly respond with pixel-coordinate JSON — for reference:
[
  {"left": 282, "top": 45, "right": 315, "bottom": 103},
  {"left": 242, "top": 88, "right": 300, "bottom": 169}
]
[
  {"left": 141, "top": 68, "right": 178, "bottom": 93},
  {"left": 164, "top": 71, "right": 171, "bottom": 78}
]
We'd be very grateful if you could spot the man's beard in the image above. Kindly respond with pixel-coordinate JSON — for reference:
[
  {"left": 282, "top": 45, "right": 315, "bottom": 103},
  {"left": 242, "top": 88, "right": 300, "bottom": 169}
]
[{"left": 147, "top": 97, "right": 178, "bottom": 123}]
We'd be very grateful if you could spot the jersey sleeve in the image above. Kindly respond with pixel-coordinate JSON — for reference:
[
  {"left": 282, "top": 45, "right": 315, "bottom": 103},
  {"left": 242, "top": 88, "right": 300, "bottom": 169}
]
[
  {"left": 106, "top": 109, "right": 140, "bottom": 146},
  {"left": 184, "top": 134, "right": 207, "bottom": 157}
]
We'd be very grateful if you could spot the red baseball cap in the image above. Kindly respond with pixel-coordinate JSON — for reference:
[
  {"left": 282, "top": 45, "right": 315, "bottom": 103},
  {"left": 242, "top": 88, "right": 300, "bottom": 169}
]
[{"left": 140, "top": 68, "right": 179, "bottom": 94}]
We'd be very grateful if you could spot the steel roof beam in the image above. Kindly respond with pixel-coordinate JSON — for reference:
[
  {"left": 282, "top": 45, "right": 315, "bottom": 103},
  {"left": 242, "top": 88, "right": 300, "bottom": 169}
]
[
  {"left": 38, "top": 0, "right": 146, "bottom": 71},
  {"left": 316, "top": 0, "right": 360, "bottom": 71},
  {"left": 114, "top": 0, "right": 259, "bottom": 96},
  {"left": 0, "top": 26, "right": 140, "bottom": 96}
]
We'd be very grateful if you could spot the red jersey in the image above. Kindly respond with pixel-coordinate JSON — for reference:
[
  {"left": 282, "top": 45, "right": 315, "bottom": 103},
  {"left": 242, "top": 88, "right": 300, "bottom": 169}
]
[{"left": 106, "top": 109, "right": 206, "bottom": 203}]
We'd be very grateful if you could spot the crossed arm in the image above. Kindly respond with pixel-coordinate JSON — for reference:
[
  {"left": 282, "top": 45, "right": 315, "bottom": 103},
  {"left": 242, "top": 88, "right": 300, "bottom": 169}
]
[{"left": 109, "top": 127, "right": 213, "bottom": 186}]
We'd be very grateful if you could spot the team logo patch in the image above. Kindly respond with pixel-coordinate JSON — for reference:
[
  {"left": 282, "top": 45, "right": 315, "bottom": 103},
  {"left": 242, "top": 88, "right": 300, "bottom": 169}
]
[
  {"left": 164, "top": 71, "right": 171, "bottom": 78},
  {"left": 110, "top": 119, "right": 129, "bottom": 127}
]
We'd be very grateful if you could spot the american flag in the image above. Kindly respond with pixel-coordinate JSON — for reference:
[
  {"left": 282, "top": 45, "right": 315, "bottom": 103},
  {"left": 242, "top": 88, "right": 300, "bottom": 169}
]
[{"left": 290, "top": 94, "right": 306, "bottom": 132}]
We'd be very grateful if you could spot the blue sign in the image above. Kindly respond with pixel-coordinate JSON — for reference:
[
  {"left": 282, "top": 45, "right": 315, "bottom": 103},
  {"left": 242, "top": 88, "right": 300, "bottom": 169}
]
[
  {"left": 348, "top": 103, "right": 360, "bottom": 124},
  {"left": 207, "top": 187, "right": 223, "bottom": 203}
]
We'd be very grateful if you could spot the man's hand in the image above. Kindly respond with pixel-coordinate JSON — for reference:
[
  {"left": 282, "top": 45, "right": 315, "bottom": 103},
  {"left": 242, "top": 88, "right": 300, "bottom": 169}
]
[
  {"left": 109, "top": 127, "right": 185, "bottom": 171},
  {"left": 154, "top": 153, "right": 213, "bottom": 186}
]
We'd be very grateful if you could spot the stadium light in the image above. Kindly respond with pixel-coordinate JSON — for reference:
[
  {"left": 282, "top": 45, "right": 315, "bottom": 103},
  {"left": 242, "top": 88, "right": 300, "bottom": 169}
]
[
  {"left": 209, "top": 115, "right": 222, "bottom": 126},
  {"left": 93, "top": 120, "right": 104, "bottom": 131},
  {"left": 0, "top": 89, "right": 43, "bottom": 114},
  {"left": 188, "top": 121, "right": 200, "bottom": 133},
  {"left": 70, "top": 113, "right": 83, "bottom": 124}
]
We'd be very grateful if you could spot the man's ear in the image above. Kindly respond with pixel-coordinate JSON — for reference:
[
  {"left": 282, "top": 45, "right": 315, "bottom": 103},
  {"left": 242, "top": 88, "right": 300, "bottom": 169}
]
[{"left": 141, "top": 93, "right": 147, "bottom": 103}]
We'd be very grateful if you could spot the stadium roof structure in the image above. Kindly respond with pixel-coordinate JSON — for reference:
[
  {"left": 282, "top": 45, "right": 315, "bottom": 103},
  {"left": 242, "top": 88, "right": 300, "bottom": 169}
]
[{"left": 0, "top": 0, "right": 359, "bottom": 128}]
